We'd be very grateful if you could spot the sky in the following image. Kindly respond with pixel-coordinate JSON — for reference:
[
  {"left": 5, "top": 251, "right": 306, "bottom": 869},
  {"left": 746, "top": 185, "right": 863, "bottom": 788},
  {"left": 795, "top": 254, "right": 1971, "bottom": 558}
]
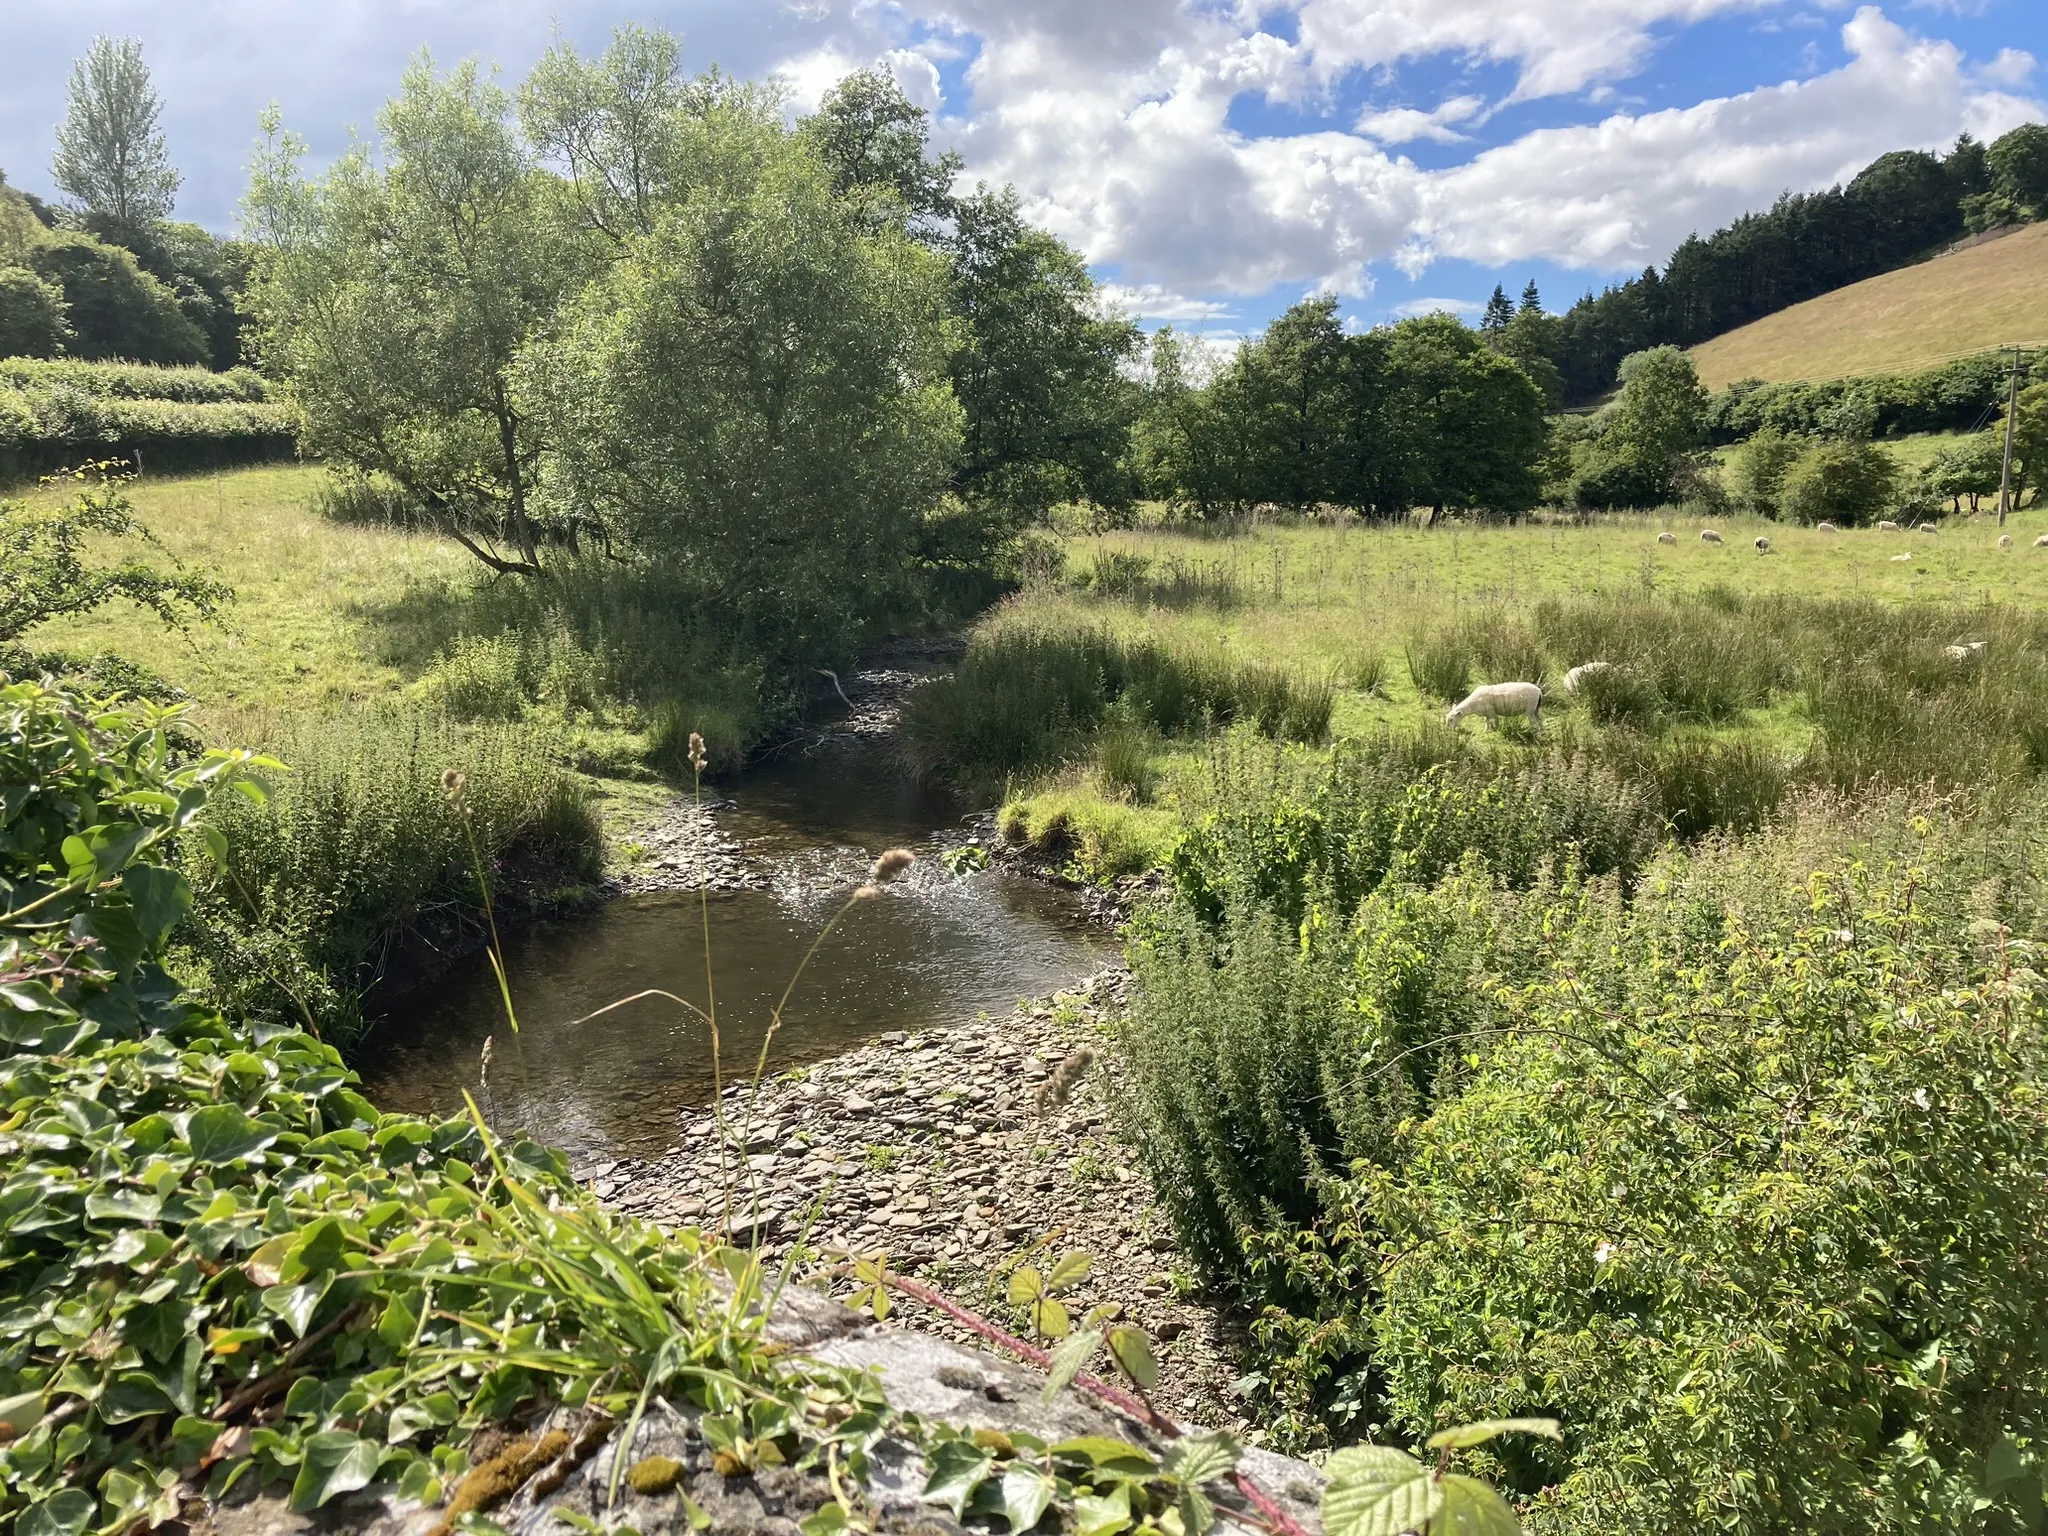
[{"left": 2, "top": 0, "right": 2043, "bottom": 345}]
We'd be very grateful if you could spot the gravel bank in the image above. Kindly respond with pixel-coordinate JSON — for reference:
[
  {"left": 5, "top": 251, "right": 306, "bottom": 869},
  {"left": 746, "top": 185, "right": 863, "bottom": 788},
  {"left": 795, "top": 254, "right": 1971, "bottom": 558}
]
[{"left": 584, "top": 969, "right": 1254, "bottom": 1436}]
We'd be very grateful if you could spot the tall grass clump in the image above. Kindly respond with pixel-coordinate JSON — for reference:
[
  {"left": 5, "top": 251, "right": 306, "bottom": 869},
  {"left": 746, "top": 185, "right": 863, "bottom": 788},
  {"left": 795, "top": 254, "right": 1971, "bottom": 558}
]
[
  {"left": 181, "top": 708, "right": 603, "bottom": 1047},
  {"left": 1404, "top": 629, "right": 1471, "bottom": 702},
  {"left": 903, "top": 622, "right": 1332, "bottom": 790},
  {"left": 1534, "top": 593, "right": 1782, "bottom": 721}
]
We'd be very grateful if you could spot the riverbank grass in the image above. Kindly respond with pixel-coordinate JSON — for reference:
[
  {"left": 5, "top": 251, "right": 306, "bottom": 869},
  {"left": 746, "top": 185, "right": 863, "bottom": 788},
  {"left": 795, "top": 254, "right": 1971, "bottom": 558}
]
[{"left": 942, "top": 508, "right": 2048, "bottom": 875}]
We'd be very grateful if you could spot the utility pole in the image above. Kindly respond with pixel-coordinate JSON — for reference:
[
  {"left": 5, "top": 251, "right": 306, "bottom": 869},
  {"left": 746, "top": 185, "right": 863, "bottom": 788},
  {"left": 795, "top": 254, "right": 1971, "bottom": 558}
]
[{"left": 1998, "top": 346, "right": 2030, "bottom": 525}]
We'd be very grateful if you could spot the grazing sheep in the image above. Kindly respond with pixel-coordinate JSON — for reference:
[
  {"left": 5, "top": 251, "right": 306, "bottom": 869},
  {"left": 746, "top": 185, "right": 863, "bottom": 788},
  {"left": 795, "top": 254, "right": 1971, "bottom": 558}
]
[
  {"left": 1657, "top": 531, "right": 1676, "bottom": 545},
  {"left": 1918, "top": 521, "right": 1939, "bottom": 535},
  {"left": 1944, "top": 641, "right": 1987, "bottom": 661},
  {"left": 1700, "top": 529, "right": 1724, "bottom": 544},
  {"left": 1816, "top": 521, "right": 1839, "bottom": 533},
  {"left": 2001, "top": 534, "right": 2015, "bottom": 548},
  {"left": 1447, "top": 681, "right": 1543, "bottom": 728},
  {"left": 1891, "top": 552, "right": 1914, "bottom": 562},
  {"left": 2037, "top": 534, "right": 2048, "bottom": 549},
  {"left": 1563, "top": 662, "right": 1615, "bottom": 693},
  {"left": 1754, "top": 536, "right": 1771, "bottom": 554},
  {"left": 1878, "top": 520, "right": 1901, "bottom": 532}
]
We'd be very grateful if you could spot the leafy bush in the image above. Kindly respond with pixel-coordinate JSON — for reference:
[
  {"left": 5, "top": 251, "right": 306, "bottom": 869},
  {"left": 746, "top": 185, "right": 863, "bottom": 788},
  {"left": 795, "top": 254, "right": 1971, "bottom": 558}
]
[
  {"left": 182, "top": 708, "right": 603, "bottom": 1046},
  {"left": 1729, "top": 425, "right": 1801, "bottom": 516},
  {"left": 1707, "top": 353, "right": 2008, "bottom": 444},
  {"left": 1778, "top": 438, "right": 1900, "bottom": 526},
  {"left": 0, "top": 356, "right": 269, "bottom": 402},
  {"left": 0, "top": 265, "right": 68, "bottom": 357},
  {"left": 1367, "top": 839, "right": 2048, "bottom": 1534}
]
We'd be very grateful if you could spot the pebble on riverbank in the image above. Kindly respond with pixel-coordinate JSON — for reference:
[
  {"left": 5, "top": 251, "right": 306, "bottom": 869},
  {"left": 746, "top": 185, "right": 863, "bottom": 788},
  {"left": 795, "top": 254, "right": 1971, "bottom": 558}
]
[{"left": 581, "top": 969, "right": 1252, "bottom": 1434}]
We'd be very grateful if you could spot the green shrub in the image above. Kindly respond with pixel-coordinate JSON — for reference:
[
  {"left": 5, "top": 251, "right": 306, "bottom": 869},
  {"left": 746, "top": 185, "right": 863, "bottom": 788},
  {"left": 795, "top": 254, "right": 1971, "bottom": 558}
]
[
  {"left": 182, "top": 708, "right": 603, "bottom": 1046},
  {"left": 0, "top": 265, "right": 68, "bottom": 356},
  {"left": 1778, "top": 437, "right": 1901, "bottom": 526},
  {"left": 1367, "top": 840, "right": 2048, "bottom": 1534},
  {"left": 0, "top": 356, "right": 269, "bottom": 402},
  {"left": 1730, "top": 425, "right": 1801, "bottom": 516}
]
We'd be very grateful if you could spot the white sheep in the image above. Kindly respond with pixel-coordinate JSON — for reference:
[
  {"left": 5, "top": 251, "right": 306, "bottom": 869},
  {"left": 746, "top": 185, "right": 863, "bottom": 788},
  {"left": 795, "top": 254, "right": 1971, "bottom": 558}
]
[
  {"left": 1918, "top": 521, "right": 1939, "bottom": 535},
  {"left": 1447, "top": 681, "right": 1543, "bottom": 728},
  {"left": 1700, "top": 529, "right": 1724, "bottom": 544},
  {"left": 2000, "top": 535, "right": 2015, "bottom": 549},
  {"left": 1891, "top": 552, "right": 1914, "bottom": 562},
  {"left": 2036, "top": 535, "right": 2048, "bottom": 549},
  {"left": 1816, "top": 521, "right": 1839, "bottom": 533},
  {"left": 1657, "top": 531, "right": 1676, "bottom": 545},
  {"left": 1944, "top": 641, "right": 1987, "bottom": 661},
  {"left": 1562, "top": 662, "right": 1615, "bottom": 693},
  {"left": 1878, "top": 520, "right": 1901, "bottom": 532},
  {"left": 1754, "top": 535, "right": 1771, "bottom": 554}
]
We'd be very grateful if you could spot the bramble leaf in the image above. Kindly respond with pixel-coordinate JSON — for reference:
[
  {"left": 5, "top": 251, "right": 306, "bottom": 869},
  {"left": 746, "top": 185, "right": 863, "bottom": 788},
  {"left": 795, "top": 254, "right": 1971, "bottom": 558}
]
[
  {"left": 1425, "top": 1419, "right": 1561, "bottom": 1452},
  {"left": 1432, "top": 1474, "right": 1521, "bottom": 1535},
  {"left": 1042, "top": 1330, "right": 1104, "bottom": 1401},
  {"left": 1321, "top": 1445, "right": 1441, "bottom": 1536},
  {"left": 1106, "top": 1325, "right": 1157, "bottom": 1391}
]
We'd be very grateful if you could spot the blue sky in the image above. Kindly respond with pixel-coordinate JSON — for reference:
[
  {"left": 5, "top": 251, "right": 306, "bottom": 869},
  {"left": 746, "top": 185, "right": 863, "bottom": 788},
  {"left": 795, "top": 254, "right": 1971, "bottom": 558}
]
[{"left": 2, "top": 0, "right": 2042, "bottom": 343}]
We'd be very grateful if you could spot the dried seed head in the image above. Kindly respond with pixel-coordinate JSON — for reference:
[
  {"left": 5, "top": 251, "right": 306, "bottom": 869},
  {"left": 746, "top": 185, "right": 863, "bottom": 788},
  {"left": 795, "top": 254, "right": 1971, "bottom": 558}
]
[
  {"left": 869, "top": 848, "right": 916, "bottom": 883},
  {"left": 442, "top": 768, "right": 467, "bottom": 809},
  {"left": 687, "top": 732, "right": 708, "bottom": 774},
  {"left": 479, "top": 1034, "right": 494, "bottom": 1086},
  {"left": 852, "top": 884, "right": 881, "bottom": 901}
]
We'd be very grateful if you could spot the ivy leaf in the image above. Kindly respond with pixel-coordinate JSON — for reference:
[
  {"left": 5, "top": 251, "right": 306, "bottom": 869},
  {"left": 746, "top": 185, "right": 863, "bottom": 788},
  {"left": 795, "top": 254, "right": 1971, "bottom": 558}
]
[
  {"left": 120, "top": 866, "right": 191, "bottom": 952},
  {"left": 262, "top": 1278, "right": 329, "bottom": 1338},
  {"left": 0, "top": 1387, "right": 46, "bottom": 1439},
  {"left": 1042, "top": 1330, "right": 1105, "bottom": 1402},
  {"left": 1321, "top": 1445, "right": 1442, "bottom": 1536},
  {"left": 1073, "top": 1488, "right": 1132, "bottom": 1536},
  {"left": 1425, "top": 1419, "right": 1561, "bottom": 1452},
  {"left": 1432, "top": 1475, "right": 1521, "bottom": 1535},
  {"left": 1163, "top": 1432, "right": 1241, "bottom": 1488},
  {"left": 922, "top": 1439, "right": 995, "bottom": 1517},
  {"left": 186, "top": 1104, "right": 279, "bottom": 1164},
  {"left": 290, "top": 1430, "right": 383, "bottom": 1511},
  {"left": 17, "top": 1489, "right": 93, "bottom": 1536},
  {"left": 1106, "top": 1326, "right": 1158, "bottom": 1391},
  {"left": 1001, "top": 1464, "right": 1055, "bottom": 1533},
  {"left": 99, "top": 1370, "right": 180, "bottom": 1424}
]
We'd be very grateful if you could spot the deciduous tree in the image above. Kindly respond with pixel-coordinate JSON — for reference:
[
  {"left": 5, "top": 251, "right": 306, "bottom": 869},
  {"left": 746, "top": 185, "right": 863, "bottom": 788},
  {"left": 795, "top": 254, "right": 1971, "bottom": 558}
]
[{"left": 51, "top": 37, "right": 181, "bottom": 241}]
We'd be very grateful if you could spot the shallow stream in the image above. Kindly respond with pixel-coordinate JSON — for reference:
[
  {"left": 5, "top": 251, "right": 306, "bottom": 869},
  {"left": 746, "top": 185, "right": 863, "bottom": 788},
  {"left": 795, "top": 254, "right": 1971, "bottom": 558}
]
[{"left": 357, "top": 726, "right": 1112, "bottom": 1158}]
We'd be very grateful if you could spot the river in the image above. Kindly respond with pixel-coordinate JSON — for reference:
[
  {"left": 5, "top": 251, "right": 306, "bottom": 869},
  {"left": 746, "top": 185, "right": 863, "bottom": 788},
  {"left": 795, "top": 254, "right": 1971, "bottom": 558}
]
[{"left": 356, "top": 718, "right": 1113, "bottom": 1159}]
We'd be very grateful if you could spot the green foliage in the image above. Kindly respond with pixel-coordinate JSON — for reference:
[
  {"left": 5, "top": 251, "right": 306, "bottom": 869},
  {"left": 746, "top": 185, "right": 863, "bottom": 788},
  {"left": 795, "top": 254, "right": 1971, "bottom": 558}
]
[
  {"left": 1136, "top": 306, "right": 1546, "bottom": 522},
  {"left": 1918, "top": 431, "right": 2006, "bottom": 513},
  {"left": 0, "top": 383, "right": 293, "bottom": 482},
  {"left": 21, "top": 234, "right": 208, "bottom": 366},
  {"left": 0, "top": 266, "right": 69, "bottom": 358},
  {"left": 1366, "top": 837, "right": 2048, "bottom": 1533},
  {"left": 1986, "top": 123, "right": 2048, "bottom": 219},
  {"left": 1568, "top": 347, "right": 1707, "bottom": 510},
  {"left": 181, "top": 708, "right": 602, "bottom": 1047},
  {"left": 1729, "top": 425, "right": 1800, "bottom": 516},
  {"left": 533, "top": 135, "right": 962, "bottom": 657},
  {"left": 1706, "top": 352, "right": 2008, "bottom": 444},
  {"left": 245, "top": 62, "right": 579, "bottom": 574},
  {"left": 902, "top": 623, "right": 1332, "bottom": 791},
  {"left": 0, "top": 469, "right": 231, "bottom": 641},
  {"left": 1778, "top": 437, "right": 1901, "bottom": 526},
  {"left": 51, "top": 36, "right": 181, "bottom": 233},
  {"left": 0, "top": 358, "right": 267, "bottom": 403}
]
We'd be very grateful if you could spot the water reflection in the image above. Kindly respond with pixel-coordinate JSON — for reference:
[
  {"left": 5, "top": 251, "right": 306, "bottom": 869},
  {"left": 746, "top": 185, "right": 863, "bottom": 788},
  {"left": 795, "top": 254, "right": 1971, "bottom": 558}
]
[{"left": 357, "top": 733, "right": 1111, "bottom": 1158}]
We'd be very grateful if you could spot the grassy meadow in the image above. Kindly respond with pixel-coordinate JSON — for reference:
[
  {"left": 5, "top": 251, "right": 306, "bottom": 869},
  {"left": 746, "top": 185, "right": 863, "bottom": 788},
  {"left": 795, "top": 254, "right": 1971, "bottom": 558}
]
[
  {"left": 1690, "top": 219, "right": 2048, "bottom": 387},
  {"left": 924, "top": 500, "right": 2048, "bottom": 874}
]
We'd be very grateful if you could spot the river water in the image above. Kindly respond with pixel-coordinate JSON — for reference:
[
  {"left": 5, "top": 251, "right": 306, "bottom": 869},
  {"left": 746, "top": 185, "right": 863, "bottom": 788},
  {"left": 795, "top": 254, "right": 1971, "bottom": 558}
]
[{"left": 356, "top": 728, "right": 1113, "bottom": 1159}]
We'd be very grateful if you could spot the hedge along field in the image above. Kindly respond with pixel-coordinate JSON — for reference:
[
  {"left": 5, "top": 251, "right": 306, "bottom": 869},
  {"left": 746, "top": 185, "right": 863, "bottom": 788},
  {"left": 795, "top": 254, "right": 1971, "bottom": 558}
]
[
  {"left": 0, "top": 357, "right": 295, "bottom": 482},
  {"left": 914, "top": 506, "right": 2048, "bottom": 874}
]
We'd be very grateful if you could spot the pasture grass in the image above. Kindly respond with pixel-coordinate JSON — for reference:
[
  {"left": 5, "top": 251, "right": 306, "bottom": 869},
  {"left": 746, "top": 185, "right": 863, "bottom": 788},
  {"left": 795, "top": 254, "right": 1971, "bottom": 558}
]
[{"left": 969, "top": 506, "right": 2048, "bottom": 874}]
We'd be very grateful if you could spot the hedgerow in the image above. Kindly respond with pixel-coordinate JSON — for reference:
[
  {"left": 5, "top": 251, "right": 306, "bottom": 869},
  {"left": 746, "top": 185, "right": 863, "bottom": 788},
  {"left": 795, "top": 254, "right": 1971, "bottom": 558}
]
[
  {"left": 0, "top": 383, "right": 296, "bottom": 480},
  {"left": 0, "top": 358, "right": 270, "bottom": 404}
]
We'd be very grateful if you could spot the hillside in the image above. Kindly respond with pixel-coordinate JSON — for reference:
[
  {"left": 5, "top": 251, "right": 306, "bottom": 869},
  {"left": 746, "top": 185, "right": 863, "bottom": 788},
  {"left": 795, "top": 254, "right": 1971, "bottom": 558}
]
[{"left": 1691, "top": 221, "right": 2048, "bottom": 388}]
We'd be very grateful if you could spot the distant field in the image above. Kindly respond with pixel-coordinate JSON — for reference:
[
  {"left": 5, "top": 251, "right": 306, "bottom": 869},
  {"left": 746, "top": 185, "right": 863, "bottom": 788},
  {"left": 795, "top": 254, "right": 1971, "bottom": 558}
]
[{"left": 1692, "top": 222, "right": 2048, "bottom": 389}]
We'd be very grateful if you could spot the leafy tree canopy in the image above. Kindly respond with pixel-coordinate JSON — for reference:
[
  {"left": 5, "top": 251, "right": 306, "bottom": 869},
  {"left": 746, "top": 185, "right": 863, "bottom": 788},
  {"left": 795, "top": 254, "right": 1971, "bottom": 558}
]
[{"left": 51, "top": 36, "right": 181, "bottom": 240}]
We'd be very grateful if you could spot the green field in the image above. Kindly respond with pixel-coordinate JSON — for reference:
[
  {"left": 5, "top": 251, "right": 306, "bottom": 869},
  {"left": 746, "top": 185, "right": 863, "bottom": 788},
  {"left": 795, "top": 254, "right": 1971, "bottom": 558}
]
[{"left": 963, "top": 501, "right": 2048, "bottom": 871}]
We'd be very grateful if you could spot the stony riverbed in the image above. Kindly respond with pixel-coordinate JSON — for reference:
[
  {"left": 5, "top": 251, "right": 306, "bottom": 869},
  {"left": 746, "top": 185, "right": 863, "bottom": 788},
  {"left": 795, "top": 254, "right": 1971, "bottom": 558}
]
[{"left": 577, "top": 968, "right": 1254, "bottom": 1435}]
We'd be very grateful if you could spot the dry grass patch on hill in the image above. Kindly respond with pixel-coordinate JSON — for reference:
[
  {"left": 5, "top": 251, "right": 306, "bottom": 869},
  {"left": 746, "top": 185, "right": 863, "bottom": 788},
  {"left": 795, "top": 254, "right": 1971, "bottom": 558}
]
[{"left": 1691, "top": 221, "right": 2048, "bottom": 389}]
